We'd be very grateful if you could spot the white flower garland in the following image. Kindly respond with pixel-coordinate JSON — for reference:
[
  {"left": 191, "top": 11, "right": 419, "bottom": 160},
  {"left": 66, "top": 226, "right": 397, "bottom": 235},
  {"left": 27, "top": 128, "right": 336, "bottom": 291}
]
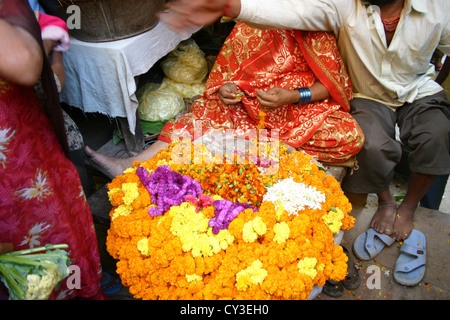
[{"left": 263, "top": 177, "right": 326, "bottom": 215}]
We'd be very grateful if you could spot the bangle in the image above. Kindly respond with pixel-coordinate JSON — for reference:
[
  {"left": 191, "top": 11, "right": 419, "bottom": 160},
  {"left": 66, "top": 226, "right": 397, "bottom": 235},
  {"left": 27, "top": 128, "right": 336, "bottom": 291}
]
[
  {"left": 222, "top": 0, "right": 232, "bottom": 17},
  {"left": 294, "top": 87, "right": 312, "bottom": 105}
]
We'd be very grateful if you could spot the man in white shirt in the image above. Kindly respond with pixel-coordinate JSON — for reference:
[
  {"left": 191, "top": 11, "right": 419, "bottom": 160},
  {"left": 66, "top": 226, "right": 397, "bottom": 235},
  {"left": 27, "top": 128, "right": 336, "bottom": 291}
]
[{"left": 160, "top": 0, "right": 450, "bottom": 243}]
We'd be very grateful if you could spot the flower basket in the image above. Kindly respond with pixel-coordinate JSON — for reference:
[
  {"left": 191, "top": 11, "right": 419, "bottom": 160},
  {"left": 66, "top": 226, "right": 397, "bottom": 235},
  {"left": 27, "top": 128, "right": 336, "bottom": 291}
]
[{"left": 105, "top": 137, "right": 355, "bottom": 300}]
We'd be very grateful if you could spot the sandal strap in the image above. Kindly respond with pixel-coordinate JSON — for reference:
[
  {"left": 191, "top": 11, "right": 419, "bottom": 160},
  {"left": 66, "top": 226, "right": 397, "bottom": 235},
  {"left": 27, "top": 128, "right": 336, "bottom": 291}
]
[
  {"left": 396, "top": 243, "right": 426, "bottom": 272},
  {"left": 400, "top": 242, "right": 426, "bottom": 257},
  {"left": 364, "top": 229, "right": 394, "bottom": 257},
  {"left": 364, "top": 231, "right": 377, "bottom": 257},
  {"left": 372, "top": 229, "right": 395, "bottom": 246}
]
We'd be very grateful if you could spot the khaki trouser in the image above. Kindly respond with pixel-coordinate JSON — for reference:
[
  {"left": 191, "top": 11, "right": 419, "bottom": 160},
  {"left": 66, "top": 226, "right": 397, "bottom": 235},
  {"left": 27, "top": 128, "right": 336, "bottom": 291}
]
[{"left": 342, "top": 91, "right": 450, "bottom": 194}]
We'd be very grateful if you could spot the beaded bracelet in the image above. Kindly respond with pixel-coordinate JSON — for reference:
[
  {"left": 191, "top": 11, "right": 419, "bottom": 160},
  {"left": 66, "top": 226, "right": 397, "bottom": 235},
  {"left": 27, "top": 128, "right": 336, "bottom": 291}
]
[
  {"left": 294, "top": 87, "right": 312, "bottom": 105},
  {"left": 223, "top": 0, "right": 232, "bottom": 17}
]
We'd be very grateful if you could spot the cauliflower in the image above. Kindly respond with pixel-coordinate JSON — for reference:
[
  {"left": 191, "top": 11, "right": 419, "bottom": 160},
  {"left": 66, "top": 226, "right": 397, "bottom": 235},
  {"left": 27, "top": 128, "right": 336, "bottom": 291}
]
[
  {"left": 0, "top": 244, "right": 70, "bottom": 300},
  {"left": 24, "top": 266, "right": 61, "bottom": 300}
]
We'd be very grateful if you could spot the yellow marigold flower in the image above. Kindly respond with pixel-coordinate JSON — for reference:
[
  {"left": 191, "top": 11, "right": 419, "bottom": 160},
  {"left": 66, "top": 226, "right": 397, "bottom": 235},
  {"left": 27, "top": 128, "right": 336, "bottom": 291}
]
[
  {"left": 273, "top": 222, "right": 290, "bottom": 244},
  {"left": 297, "top": 257, "right": 318, "bottom": 280},
  {"left": 107, "top": 188, "right": 121, "bottom": 200},
  {"left": 111, "top": 204, "right": 133, "bottom": 221},
  {"left": 322, "top": 207, "right": 344, "bottom": 234},
  {"left": 208, "top": 228, "right": 234, "bottom": 250},
  {"left": 316, "top": 263, "right": 325, "bottom": 273},
  {"left": 252, "top": 217, "right": 266, "bottom": 235},
  {"left": 242, "top": 217, "right": 267, "bottom": 243},
  {"left": 186, "top": 274, "right": 203, "bottom": 283},
  {"left": 137, "top": 238, "right": 149, "bottom": 256},
  {"left": 123, "top": 167, "right": 136, "bottom": 174},
  {"left": 156, "top": 159, "right": 171, "bottom": 167},
  {"left": 235, "top": 260, "right": 268, "bottom": 291},
  {"left": 275, "top": 201, "right": 285, "bottom": 220},
  {"left": 170, "top": 202, "right": 234, "bottom": 258},
  {"left": 242, "top": 221, "right": 257, "bottom": 243},
  {"left": 107, "top": 187, "right": 124, "bottom": 206},
  {"left": 300, "top": 163, "right": 312, "bottom": 173},
  {"left": 121, "top": 182, "right": 140, "bottom": 205},
  {"left": 106, "top": 139, "right": 355, "bottom": 300}
]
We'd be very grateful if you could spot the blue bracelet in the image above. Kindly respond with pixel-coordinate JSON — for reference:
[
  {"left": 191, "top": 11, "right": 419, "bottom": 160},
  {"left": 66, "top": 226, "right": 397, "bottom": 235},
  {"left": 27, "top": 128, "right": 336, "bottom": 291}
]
[{"left": 294, "top": 87, "right": 312, "bottom": 105}]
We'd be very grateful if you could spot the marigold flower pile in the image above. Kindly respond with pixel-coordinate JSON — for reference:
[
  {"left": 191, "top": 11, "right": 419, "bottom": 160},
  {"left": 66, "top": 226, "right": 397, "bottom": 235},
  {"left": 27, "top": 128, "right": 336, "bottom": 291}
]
[{"left": 105, "top": 140, "right": 355, "bottom": 300}]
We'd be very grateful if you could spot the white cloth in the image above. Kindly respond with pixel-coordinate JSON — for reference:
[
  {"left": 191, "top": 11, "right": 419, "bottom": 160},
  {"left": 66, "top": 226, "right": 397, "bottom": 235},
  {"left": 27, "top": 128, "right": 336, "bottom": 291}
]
[
  {"left": 60, "top": 22, "right": 197, "bottom": 134},
  {"left": 238, "top": 0, "right": 450, "bottom": 108}
]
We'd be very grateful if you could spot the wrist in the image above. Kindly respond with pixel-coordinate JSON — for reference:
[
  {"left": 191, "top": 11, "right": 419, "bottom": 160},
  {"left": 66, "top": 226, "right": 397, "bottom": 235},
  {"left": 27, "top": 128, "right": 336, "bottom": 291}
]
[{"left": 293, "top": 87, "right": 312, "bottom": 105}]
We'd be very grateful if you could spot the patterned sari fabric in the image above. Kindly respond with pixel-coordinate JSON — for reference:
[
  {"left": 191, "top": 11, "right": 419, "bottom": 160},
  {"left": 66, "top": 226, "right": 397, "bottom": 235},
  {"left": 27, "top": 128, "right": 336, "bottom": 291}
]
[
  {"left": 0, "top": 80, "right": 104, "bottom": 300},
  {"left": 0, "top": 0, "right": 104, "bottom": 300},
  {"left": 160, "top": 23, "right": 364, "bottom": 163}
]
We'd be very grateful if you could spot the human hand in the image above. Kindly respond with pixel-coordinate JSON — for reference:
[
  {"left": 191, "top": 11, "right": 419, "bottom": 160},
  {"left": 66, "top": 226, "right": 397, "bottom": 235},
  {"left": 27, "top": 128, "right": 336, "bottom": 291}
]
[
  {"left": 219, "top": 82, "right": 242, "bottom": 105},
  {"left": 256, "top": 87, "right": 298, "bottom": 112},
  {"left": 43, "top": 39, "right": 59, "bottom": 57},
  {"left": 158, "top": 0, "right": 239, "bottom": 33}
]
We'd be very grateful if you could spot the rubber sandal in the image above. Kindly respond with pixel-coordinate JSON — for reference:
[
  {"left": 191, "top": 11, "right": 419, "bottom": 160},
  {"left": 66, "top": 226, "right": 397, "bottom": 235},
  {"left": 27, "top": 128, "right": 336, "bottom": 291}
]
[
  {"left": 101, "top": 271, "right": 123, "bottom": 295},
  {"left": 394, "top": 229, "right": 426, "bottom": 286},
  {"left": 322, "top": 280, "right": 344, "bottom": 297},
  {"left": 342, "top": 247, "right": 361, "bottom": 290},
  {"left": 353, "top": 228, "right": 395, "bottom": 261}
]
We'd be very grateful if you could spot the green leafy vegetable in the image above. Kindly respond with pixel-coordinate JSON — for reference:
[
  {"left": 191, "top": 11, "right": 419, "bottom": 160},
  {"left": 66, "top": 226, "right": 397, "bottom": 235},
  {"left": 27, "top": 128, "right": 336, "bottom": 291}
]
[{"left": 0, "top": 244, "right": 71, "bottom": 300}]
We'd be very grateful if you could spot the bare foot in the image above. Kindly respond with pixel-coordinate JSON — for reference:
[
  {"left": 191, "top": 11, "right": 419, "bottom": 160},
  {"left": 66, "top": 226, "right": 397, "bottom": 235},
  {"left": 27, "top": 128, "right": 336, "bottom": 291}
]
[
  {"left": 84, "top": 146, "right": 134, "bottom": 179},
  {"left": 391, "top": 202, "right": 415, "bottom": 241},
  {"left": 371, "top": 190, "right": 397, "bottom": 236}
]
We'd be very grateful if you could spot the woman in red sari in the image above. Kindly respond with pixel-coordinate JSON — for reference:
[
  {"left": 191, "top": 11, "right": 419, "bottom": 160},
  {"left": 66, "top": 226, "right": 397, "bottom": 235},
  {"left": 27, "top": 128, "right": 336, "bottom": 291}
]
[
  {"left": 85, "top": 23, "right": 364, "bottom": 178},
  {"left": 0, "top": 0, "right": 106, "bottom": 299}
]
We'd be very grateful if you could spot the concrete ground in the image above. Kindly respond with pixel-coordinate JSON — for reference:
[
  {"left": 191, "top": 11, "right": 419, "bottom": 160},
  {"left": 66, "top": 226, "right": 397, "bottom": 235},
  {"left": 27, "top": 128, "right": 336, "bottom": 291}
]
[{"left": 318, "top": 174, "right": 450, "bottom": 300}]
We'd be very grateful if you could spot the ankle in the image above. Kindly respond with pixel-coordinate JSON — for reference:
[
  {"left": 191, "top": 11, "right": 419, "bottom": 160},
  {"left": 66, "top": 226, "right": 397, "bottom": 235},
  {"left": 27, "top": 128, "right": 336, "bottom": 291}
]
[
  {"left": 377, "top": 197, "right": 396, "bottom": 206},
  {"left": 376, "top": 190, "right": 395, "bottom": 205},
  {"left": 397, "top": 201, "right": 418, "bottom": 214}
]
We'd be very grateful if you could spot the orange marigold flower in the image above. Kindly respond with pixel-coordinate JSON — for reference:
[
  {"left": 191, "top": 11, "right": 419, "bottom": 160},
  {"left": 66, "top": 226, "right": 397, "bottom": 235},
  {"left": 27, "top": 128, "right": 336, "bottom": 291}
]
[{"left": 106, "top": 140, "right": 353, "bottom": 300}]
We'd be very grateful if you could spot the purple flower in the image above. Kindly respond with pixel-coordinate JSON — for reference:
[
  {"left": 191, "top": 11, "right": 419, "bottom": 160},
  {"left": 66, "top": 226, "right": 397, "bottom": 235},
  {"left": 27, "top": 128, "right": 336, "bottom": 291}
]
[
  {"left": 137, "top": 165, "right": 203, "bottom": 216},
  {"left": 209, "top": 199, "right": 257, "bottom": 234},
  {"left": 137, "top": 165, "right": 257, "bottom": 233}
]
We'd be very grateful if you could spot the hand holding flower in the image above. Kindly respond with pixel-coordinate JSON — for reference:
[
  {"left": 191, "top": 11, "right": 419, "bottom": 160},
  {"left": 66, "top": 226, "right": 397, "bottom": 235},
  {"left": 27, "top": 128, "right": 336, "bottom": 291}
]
[
  {"left": 256, "top": 87, "right": 299, "bottom": 111},
  {"left": 219, "top": 82, "right": 242, "bottom": 105}
]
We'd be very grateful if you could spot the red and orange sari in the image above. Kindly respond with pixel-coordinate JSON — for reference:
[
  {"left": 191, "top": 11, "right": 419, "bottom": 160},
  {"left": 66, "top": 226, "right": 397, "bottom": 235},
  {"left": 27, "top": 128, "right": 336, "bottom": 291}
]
[{"left": 159, "top": 23, "right": 364, "bottom": 163}]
